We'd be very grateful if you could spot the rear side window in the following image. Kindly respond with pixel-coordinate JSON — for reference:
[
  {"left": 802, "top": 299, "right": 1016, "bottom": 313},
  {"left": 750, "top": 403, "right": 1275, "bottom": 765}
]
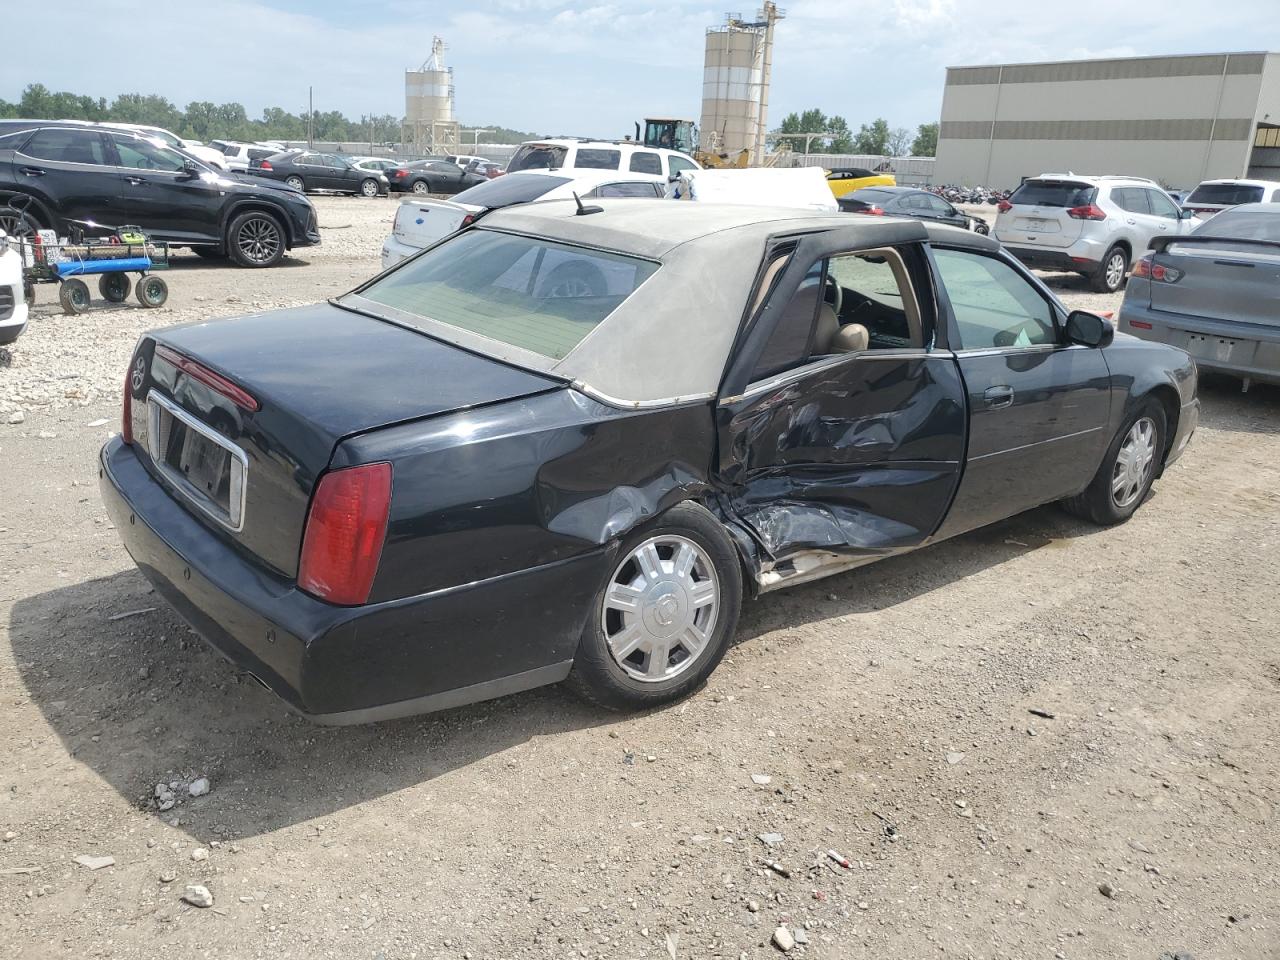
[
  {"left": 1111, "top": 187, "right": 1150, "bottom": 214},
  {"left": 1187, "top": 182, "right": 1265, "bottom": 205},
  {"left": 1146, "top": 190, "right": 1180, "bottom": 219},
  {"left": 452, "top": 174, "right": 570, "bottom": 206},
  {"left": 359, "top": 230, "right": 659, "bottom": 361},
  {"left": 629, "top": 152, "right": 662, "bottom": 175},
  {"left": 575, "top": 149, "right": 621, "bottom": 170},
  {"left": 592, "top": 182, "right": 662, "bottom": 198},
  {"left": 507, "top": 144, "right": 569, "bottom": 172},
  {"left": 668, "top": 155, "right": 698, "bottom": 176},
  {"left": 1009, "top": 180, "right": 1096, "bottom": 208},
  {"left": 22, "top": 129, "right": 107, "bottom": 165}
]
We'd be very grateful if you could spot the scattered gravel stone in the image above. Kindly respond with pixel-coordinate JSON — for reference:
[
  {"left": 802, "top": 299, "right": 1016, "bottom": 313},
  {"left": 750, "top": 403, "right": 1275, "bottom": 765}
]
[
  {"left": 7, "top": 410, "right": 24, "bottom": 424},
  {"left": 747, "top": 899, "right": 760, "bottom": 912},
  {"left": 188, "top": 778, "right": 210, "bottom": 798},
  {"left": 73, "top": 855, "right": 115, "bottom": 870},
  {"left": 751, "top": 773, "right": 772, "bottom": 785},
  {"left": 1099, "top": 881, "right": 1117, "bottom": 899},
  {"left": 159, "top": 870, "right": 177, "bottom": 883},
  {"left": 182, "top": 884, "right": 214, "bottom": 908},
  {"left": 757, "top": 832, "right": 784, "bottom": 846},
  {"left": 772, "top": 926, "right": 795, "bottom": 952},
  {"left": 946, "top": 752, "right": 966, "bottom": 764},
  {"left": 3, "top": 831, "right": 15, "bottom": 842},
  {"left": 190, "top": 847, "right": 209, "bottom": 862}
]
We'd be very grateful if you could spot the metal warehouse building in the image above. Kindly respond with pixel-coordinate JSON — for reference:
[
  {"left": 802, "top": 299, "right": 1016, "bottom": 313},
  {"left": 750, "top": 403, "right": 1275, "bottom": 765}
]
[{"left": 934, "top": 51, "right": 1280, "bottom": 190}]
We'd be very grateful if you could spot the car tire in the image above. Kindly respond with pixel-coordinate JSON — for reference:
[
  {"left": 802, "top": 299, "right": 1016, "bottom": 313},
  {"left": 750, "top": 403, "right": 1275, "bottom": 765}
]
[
  {"left": 1091, "top": 245, "right": 1128, "bottom": 293},
  {"left": 565, "top": 502, "right": 743, "bottom": 712},
  {"left": 98, "top": 273, "right": 131, "bottom": 303},
  {"left": 410, "top": 179, "right": 431, "bottom": 195},
  {"left": 135, "top": 275, "right": 169, "bottom": 309},
  {"left": 359, "top": 178, "right": 379, "bottom": 198},
  {"left": 1062, "top": 397, "right": 1166, "bottom": 526},
  {"left": 226, "top": 211, "right": 285, "bottom": 268},
  {"left": 285, "top": 175, "right": 305, "bottom": 191},
  {"left": 59, "top": 279, "right": 91, "bottom": 315}
]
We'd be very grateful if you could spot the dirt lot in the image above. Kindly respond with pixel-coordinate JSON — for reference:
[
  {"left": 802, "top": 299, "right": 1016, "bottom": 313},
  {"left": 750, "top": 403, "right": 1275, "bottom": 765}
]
[{"left": 2, "top": 196, "right": 1278, "bottom": 960}]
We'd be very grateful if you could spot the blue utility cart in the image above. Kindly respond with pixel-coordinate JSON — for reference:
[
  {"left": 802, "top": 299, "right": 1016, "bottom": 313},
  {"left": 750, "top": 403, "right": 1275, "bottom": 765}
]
[{"left": 19, "top": 225, "right": 170, "bottom": 315}]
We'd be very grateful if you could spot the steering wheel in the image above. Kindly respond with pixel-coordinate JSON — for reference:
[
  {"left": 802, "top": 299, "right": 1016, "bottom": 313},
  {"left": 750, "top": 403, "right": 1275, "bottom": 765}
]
[{"left": 823, "top": 272, "right": 843, "bottom": 316}]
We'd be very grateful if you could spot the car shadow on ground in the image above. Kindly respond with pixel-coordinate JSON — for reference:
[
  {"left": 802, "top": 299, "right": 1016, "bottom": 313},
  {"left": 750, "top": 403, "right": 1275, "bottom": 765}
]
[{"left": 8, "top": 498, "right": 1111, "bottom": 842}]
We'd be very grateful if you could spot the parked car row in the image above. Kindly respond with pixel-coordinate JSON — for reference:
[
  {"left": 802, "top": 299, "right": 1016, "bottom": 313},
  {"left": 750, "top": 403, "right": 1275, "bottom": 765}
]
[
  {"left": 248, "top": 150, "right": 390, "bottom": 197},
  {"left": 0, "top": 120, "right": 320, "bottom": 267}
]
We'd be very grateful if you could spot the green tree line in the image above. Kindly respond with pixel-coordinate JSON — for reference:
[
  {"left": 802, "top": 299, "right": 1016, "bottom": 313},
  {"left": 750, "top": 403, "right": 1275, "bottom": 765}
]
[
  {"left": 0, "top": 84, "right": 539, "bottom": 145},
  {"left": 773, "top": 109, "right": 938, "bottom": 157}
]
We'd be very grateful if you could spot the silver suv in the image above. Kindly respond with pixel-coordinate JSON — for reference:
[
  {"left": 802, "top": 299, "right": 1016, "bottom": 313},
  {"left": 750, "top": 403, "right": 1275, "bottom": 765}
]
[{"left": 995, "top": 175, "right": 1197, "bottom": 292}]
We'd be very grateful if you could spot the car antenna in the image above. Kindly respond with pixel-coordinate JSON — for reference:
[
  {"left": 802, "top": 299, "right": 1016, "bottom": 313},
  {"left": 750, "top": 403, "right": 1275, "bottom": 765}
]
[{"left": 572, "top": 192, "right": 603, "bottom": 216}]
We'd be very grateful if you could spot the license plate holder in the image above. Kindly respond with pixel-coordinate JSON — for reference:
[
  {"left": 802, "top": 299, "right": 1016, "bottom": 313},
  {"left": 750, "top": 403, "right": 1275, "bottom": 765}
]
[
  {"left": 146, "top": 393, "right": 248, "bottom": 530},
  {"left": 1186, "top": 333, "right": 1239, "bottom": 364}
]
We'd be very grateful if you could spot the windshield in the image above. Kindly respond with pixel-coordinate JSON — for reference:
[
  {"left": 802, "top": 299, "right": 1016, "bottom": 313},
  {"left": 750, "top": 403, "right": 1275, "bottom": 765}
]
[
  {"left": 452, "top": 174, "right": 570, "bottom": 207},
  {"left": 1187, "top": 182, "right": 1266, "bottom": 205},
  {"left": 508, "top": 144, "right": 569, "bottom": 173},
  {"left": 356, "top": 229, "right": 659, "bottom": 360},
  {"left": 1009, "top": 180, "right": 1097, "bottom": 208}
]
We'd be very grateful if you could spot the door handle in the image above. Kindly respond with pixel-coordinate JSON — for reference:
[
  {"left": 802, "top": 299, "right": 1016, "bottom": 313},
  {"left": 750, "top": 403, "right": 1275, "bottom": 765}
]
[
  {"left": 984, "top": 385, "right": 1015, "bottom": 408},
  {"left": 1125, "top": 218, "right": 1137, "bottom": 225},
  {"left": 19, "top": 166, "right": 45, "bottom": 177},
  {"left": 125, "top": 175, "right": 145, "bottom": 185}
]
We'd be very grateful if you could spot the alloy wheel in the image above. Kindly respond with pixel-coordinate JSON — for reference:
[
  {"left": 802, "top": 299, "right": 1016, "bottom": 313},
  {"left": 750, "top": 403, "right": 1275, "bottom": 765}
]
[
  {"left": 601, "top": 535, "right": 720, "bottom": 683},
  {"left": 0, "top": 211, "right": 37, "bottom": 241},
  {"left": 1112, "top": 416, "right": 1156, "bottom": 508},
  {"left": 361, "top": 179, "right": 378, "bottom": 197},
  {"left": 236, "top": 216, "right": 282, "bottom": 265},
  {"left": 1105, "top": 252, "right": 1126, "bottom": 290}
]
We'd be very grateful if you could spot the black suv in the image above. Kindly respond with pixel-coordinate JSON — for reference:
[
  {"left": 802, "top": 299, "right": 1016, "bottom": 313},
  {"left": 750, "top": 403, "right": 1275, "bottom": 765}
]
[{"left": 0, "top": 121, "right": 320, "bottom": 267}]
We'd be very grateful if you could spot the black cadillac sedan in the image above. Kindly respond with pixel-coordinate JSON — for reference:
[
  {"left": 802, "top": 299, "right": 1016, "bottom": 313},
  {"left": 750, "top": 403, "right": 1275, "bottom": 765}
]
[
  {"left": 250, "top": 150, "right": 389, "bottom": 197},
  {"left": 840, "top": 186, "right": 990, "bottom": 234},
  {"left": 100, "top": 201, "right": 1198, "bottom": 724}
]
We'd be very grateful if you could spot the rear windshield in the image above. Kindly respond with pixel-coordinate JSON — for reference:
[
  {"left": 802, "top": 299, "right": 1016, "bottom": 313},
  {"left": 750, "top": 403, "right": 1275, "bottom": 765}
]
[
  {"left": 452, "top": 174, "right": 570, "bottom": 207},
  {"left": 1009, "top": 180, "right": 1097, "bottom": 208},
  {"left": 357, "top": 229, "right": 659, "bottom": 360},
  {"left": 508, "top": 144, "right": 570, "bottom": 172},
  {"left": 1187, "top": 182, "right": 1266, "bottom": 205},
  {"left": 1191, "top": 207, "right": 1280, "bottom": 240}
]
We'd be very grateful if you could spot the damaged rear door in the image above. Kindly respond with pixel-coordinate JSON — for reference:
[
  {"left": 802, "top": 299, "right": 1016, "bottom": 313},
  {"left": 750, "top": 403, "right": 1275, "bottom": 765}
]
[{"left": 715, "top": 225, "right": 966, "bottom": 589}]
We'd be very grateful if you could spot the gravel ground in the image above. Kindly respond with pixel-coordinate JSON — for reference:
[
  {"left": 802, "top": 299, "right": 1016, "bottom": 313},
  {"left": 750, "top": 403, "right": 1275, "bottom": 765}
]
[{"left": 2, "top": 197, "right": 1279, "bottom": 959}]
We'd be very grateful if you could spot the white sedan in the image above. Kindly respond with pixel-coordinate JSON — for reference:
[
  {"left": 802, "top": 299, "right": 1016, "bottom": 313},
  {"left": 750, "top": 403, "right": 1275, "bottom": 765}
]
[{"left": 380, "top": 170, "right": 668, "bottom": 270}]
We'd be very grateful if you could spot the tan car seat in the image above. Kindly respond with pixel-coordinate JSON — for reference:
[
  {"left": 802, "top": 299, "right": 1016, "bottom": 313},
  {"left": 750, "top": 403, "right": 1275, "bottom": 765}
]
[{"left": 812, "top": 303, "right": 870, "bottom": 354}]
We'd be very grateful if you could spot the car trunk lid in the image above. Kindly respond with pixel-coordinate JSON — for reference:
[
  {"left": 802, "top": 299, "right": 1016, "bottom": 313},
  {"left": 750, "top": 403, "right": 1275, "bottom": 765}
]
[
  {"left": 994, "top": 180, "right": 1094, "bottom": 249},
  {"left": 132, "top": 302, "right": 562, "bottom": 578},
  {"left": 391, "top": 198, "right": 483, "bottom": 252},
  {"left": 1149, "top": 236, "right": 1280, "bottom": 331}
]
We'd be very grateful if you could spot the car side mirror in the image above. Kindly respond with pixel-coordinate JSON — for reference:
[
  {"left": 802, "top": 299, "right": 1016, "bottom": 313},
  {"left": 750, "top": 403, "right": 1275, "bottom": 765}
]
[
  {"left": 1179, "top": 207, "right": 1196, "bottom": 219},
  {"left": 1065, "top": 310, "right": 1114, "bottom": 348},
  {"left": 181, "top": 159, "right": 200, "bottom": 178}
]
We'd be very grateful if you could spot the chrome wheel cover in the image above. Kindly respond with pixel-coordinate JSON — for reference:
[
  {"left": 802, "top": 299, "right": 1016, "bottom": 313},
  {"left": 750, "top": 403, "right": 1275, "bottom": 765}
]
[
  {"left": 285, "top": 176, "right": 304, "bottom": 190},
  {"left": 1105, "top": 252, "right": 1126, "bottom": 289},
  {"left": 236, "top": 217, "right": 281, "bottom": 264},
  {"left": 601, "top": 535, "right": 719, "bottom": 683},
  {"left": 1113, "top": 416, "right": 1157, "bottom": 508},
  {"left": 361, "top": 179, "right": 378, "bottom": 196},
  {"left": 411, "top": 181, "right": 429, "bottom": 194}
]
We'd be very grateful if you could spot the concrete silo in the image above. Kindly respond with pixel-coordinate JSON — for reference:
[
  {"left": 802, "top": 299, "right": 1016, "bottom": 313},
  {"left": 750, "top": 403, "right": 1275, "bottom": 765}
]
[
  {"left": 404, "top": 36, "right": 460, "bottom": 155},
  {"left": 699, "top": 4, "right": 784, "bottom": 165}
]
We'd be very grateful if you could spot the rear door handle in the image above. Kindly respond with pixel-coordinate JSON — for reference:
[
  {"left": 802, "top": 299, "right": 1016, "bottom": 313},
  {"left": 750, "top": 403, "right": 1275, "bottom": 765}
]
[
  {"left": 984, "top": 385, "right": 1015, "bottom": 408},
  {"left": 19, "top": 166, "right": 45, "bottom": 177}
]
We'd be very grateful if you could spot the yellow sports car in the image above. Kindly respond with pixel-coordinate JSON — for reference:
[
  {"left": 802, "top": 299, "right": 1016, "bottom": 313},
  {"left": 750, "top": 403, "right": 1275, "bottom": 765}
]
[{"left": 826, "top": 167, "right": 896, "bottom": 199}]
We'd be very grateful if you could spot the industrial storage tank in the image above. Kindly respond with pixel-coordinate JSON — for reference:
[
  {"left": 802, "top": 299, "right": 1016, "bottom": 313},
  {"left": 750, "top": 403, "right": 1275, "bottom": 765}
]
[
  {"left": 404, "top": 36, "right": 460, "bottom": 155},
  {"left": 699, "top": 5, "right": 783, "bottom": 165}
]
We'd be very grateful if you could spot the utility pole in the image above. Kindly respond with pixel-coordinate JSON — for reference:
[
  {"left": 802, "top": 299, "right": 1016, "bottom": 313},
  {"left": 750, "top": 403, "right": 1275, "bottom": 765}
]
[
  {"left": 468, "top": 128, "right": 491, "bottom": 148},
  {"left": 307, "top": 86, "right": 314, "bottom": 147}
]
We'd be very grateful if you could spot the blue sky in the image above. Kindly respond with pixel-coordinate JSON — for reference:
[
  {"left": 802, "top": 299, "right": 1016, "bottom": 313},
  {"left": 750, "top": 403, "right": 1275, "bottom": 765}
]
[{"left": 6, "top": 0, "right": 1280, "bottom": 137}]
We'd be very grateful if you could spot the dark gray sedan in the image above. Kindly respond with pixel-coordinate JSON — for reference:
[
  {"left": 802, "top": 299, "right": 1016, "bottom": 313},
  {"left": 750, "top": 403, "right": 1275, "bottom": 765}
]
[
  {"left": 839, "top": 186, "right": 989, "bottom": 234},
  {"left": 1119, "top": 203, "right": 1280, "bottom": 390}
]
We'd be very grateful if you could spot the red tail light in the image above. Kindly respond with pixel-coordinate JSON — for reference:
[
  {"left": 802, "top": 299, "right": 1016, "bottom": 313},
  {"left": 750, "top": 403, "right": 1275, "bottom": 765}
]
[
  {"left": 298, "top": 463, "right": 393, "bottom": 606},
  {"left": 459, "top": 214, "right": 476, "bottom": 228},
  {"left": 997, "top": 199, "right": 1013, "bottom": 212},
  {"left": 259, "top": 160, "right": 272, "bottom": 171},
  {"left": 122, "top": 362, "right": 134, "bottom": 445},
  {"left": 1067, "top": 203, "right": 1107, "bottom": 221},
  {"left": 1132, "top": 255, "right": 1181, "bottom": 283},
  {"left": 154, "top": 344, "right": 260, "bottom": 412}
]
